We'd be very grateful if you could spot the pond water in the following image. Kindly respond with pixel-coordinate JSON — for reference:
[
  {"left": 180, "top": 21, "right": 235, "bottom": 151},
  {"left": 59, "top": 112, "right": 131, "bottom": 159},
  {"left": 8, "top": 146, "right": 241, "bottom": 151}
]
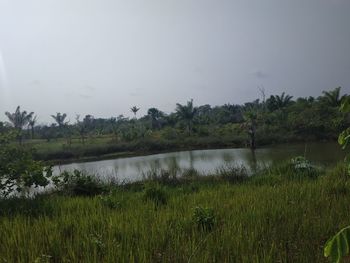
[{"left": 53, "top": 142, "right": 345, "bottom": 182}]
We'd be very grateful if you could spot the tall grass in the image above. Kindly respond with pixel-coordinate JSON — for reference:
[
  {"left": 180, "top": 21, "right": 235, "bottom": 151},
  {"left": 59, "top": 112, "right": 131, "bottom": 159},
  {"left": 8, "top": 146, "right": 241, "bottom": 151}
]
[{"left": 0, "top": 164, "right": 349, "bottom": 262}]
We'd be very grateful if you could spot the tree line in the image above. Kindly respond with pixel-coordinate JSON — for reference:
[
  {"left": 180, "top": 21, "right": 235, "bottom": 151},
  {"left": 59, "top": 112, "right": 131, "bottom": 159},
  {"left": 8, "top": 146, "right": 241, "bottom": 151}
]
[{"left": 0, "top": 87, "right": 348, "bottom": 149}]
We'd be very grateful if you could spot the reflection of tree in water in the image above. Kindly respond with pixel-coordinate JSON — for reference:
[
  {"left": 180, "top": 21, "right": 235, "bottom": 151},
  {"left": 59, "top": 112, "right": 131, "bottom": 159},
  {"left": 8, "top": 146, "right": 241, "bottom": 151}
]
[
  {"left": 196, "top": 150, "right": 213, "bottom": 161},
  {"left": 250, "top": 149, "right": 257, "bottom": 172},
  {"left": 148, "top": 159, "right": 161, "bottom": 174},
  {"left": 164, "top": 156, "right": 180, "bottom": 177},
  {"left": 189, "top": 151, "right": 194, "bottom": 170},
  {"left": 111, "top": 165, "right": 119, "bottom": 182},
  {"left": 222, "top": 152, "right": 235, "bottom": 163},
  {"left": 239, "top": 149, "right": 258, "bottom": 173}
]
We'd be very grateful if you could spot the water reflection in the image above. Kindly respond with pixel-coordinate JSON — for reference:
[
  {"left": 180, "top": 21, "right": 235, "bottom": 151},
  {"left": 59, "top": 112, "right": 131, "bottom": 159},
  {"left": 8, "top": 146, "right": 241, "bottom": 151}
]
[{"left": 53, "top": 142, "right": 344, "bottom": 182}]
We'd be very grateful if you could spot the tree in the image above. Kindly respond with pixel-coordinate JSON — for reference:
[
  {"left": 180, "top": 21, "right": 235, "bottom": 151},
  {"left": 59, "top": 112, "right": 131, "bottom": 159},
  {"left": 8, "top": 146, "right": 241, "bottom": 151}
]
[
  {"left": 196, "top": 104, "right": 212, "bottom": 125},
  {"left": 51, "top": 112, "right": 69, "bottom": 141},
  {"left": 5, "top": 106, "right": 34, "bottom": 144},
  {"left": 321, "top": 87, "right": 347, "bottom": 107},
  {"left": 76, "top": 115, "right": 88, "bottom": 144},
  {"left": 0, "top": 131, "right": 52, "bottom": 198},
  {"left": 28, "top": 115, "right": 37, "bottom": 139},
  {"left": 130, "top": 106, "right": 140, "bottom": 118},
  {"left": 242, "top": 110, "right": 258, "bottom": 150},
  {"left": 266, "top": 92, "right": 293, "bottom": 111},
  {"left": 175, "top": 99, "right": 197, "bottom": 136},
  {"left": 51, "top": 113, "right": 68, "bottom": 128},
  {"left": 147, "top": 108, "right": 163, "bottom": 130}
]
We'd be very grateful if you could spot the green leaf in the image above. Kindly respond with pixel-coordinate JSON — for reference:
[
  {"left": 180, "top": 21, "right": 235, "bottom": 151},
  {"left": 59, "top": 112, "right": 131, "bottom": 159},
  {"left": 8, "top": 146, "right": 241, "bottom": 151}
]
[
  {"left": 340, "top": 97, "right": 350, "bottom": 113},
  {"left": 338, "top": 130, "right": 350, "bottom": 148},
  {"left": 324, "top": 226, "right": 350, "bottom": 262}
]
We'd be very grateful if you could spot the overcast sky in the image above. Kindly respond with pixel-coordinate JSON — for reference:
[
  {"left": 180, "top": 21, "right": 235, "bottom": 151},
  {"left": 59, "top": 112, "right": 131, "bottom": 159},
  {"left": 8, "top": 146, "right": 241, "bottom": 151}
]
[{"left": 0, "top": 0, "right": 349, "bottom": 123}]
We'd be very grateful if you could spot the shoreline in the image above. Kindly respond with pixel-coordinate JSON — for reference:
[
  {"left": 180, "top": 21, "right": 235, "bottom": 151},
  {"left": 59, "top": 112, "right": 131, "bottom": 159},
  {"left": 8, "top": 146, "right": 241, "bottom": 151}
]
[{"left": 46, "top": 139, "right": 337, "bottom": 166}]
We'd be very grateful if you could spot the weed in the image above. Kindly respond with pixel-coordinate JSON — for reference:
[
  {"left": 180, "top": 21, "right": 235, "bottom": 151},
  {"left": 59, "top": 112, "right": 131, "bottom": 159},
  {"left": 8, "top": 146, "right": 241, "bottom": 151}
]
[{"left": 193, "top": 206, "right": 216, "bottom": 231}]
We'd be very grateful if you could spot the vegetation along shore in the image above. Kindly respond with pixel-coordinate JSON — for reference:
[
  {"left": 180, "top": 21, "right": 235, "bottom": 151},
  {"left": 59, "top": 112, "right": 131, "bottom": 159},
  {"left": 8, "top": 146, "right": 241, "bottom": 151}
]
[
  {"left": 0, "top": 88, "right": 350, "bottom": 262},
  {"left": 0, "top": 87, "right": 348, "bottom": 163}
]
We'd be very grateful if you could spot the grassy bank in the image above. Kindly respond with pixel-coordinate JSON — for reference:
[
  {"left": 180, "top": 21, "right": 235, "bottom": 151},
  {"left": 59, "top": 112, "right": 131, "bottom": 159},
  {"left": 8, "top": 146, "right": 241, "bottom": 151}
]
[
  {"left": 26, "top": 134, "right": 321, "bottom": 163},
  {"left": 0, "top": 164, "right": 349, "bottom": 262},
  {"left": 29, "top": 135, "right": 247, "bottom": 163}
]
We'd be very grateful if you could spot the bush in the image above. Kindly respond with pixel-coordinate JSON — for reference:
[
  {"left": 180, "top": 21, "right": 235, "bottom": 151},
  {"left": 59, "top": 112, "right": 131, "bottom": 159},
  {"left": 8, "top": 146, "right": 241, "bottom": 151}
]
[
  {"left": 290, "top": 156, "right": 319, "bottom": 178},
  {"left": 53, "top": 170, "right": 106, "bottom": 196},
  {"left": 143, "top": 184, "right": 167, "bottom": 206},
  {"left": 0, "top": 133, "right": 52, "bottom": 198},
  {"left": 193, "top": 206, "right": 216, "bottom": 231}
]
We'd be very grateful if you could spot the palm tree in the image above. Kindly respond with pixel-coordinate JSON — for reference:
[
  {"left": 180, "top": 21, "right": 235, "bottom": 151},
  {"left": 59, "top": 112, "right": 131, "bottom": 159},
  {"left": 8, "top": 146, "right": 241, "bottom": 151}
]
[
  {"left": 175, "top": 99, "right": 197, "bottom": 136},
  {"left": 51, "top": 113, "right": 68, "bottom": 128},
  {"left": 130, "top": 106, "right": 140, "bottom": 118},
  {"left": 322, "top": 87, "right": 347, "bottom": 107},
  {"left": 28, "top": 115, "right": 37, "bottom": 139},
  {"left": 266, "top": 92, "right": 293, "bottom": 111},
  {"left": 51, "top": 112, "right": 69, "bottom": 140},
  {"left": 147, "top": 108, "right": 163, "bottom": 130},
  {"left": 5, "top": 106, "right": 34, "bottom": 129},
  {"left": 5, "top": 106, "right": 34, "bottom": 144}
]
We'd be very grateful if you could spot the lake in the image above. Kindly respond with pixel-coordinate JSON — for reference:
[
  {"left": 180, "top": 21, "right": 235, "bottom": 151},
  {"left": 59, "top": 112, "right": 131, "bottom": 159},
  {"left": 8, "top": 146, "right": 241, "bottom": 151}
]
[{"left": 53, "top": 142, "right": 345, "bottom": 182}]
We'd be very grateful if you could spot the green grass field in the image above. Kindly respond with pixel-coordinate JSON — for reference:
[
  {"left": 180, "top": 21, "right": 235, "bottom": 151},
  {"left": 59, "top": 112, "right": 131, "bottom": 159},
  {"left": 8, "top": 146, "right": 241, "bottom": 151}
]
[{"left": 0, "top": 164, "right": 349, "bottom": 262}]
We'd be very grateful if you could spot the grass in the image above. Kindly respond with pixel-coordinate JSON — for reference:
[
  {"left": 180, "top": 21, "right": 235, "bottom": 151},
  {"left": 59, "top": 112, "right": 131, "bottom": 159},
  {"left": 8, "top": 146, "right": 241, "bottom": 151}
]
[
  {"left": 22, "top": 132, "right": 336, "bottom": 163},
  {"left": 23, "top": 135, "right": 249, "bottom": 163},
  {"left": 0, "top": 163, "right": 349, "bottom": 262}
]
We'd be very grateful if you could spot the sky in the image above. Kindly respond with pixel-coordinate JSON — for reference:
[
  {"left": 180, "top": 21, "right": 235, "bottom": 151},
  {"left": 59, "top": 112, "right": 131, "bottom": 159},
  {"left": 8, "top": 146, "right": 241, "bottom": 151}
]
[{"left": 0, "top": 0, "right": 349, "bottom": 123}]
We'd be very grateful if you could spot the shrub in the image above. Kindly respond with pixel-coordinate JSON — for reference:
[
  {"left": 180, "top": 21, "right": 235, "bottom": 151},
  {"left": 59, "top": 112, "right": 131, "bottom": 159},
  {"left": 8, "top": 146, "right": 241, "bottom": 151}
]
[
  {"left": 53, "top": 170, "right": 106, "bottom": 196},
  {"left": 290, "top": 156, "right": 319, "bottom": 178},
  {"left": 0, "top": 132, "right": 52, "bottom": 198},
  {"left": 193, "top": 206, "right": 216, "bottom": 231}
]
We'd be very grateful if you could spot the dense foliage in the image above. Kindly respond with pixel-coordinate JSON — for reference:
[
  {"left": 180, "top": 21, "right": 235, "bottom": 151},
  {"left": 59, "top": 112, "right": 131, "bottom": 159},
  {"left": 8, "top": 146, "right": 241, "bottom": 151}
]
[
  {"left": 0, "top": 88, "right": 348, "bottom": 152},
  {"left": 323, "top": 95, "right": 350, "bottom": 262},
  {"left": 0, "top": 131, "right": 52, "bottom": 197}
]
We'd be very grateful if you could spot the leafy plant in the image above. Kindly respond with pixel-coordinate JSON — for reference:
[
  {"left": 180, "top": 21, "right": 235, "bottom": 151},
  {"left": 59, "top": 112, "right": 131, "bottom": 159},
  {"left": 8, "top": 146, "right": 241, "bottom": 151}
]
[
  {"left": 339, "top": 96, "right": 350, "bottom": 175},
  {"left": 290, "top": 156, "right": 312, "bottom": 170},
  {"left": 324, "top": 96, "right": 350, "bottom": 262},
  {"left": 0, "top": 132, "right": 52, "bottom": 198},
  {"left": 193, "top": 206, "right": 216, "bottom": 231},
  {"left": 324, "top": 226, "right": 350, "bottom": 263},
  {"left": 290, "top": 156, "right": 318, "bottom": 178}
]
